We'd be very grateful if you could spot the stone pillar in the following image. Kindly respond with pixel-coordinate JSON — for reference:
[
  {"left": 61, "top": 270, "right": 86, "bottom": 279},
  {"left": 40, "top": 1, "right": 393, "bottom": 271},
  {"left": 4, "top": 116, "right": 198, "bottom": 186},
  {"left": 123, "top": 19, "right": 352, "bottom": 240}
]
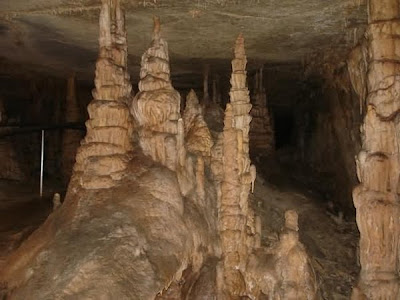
[
  {"left": 352, "top": 0, "right": 400, "bottom": 298},
  {"left": 74, "top": 0, "right": 133, "bottom": 189},
  {"left": 62, "top": 74, "right": 84, "bottom": 185}
]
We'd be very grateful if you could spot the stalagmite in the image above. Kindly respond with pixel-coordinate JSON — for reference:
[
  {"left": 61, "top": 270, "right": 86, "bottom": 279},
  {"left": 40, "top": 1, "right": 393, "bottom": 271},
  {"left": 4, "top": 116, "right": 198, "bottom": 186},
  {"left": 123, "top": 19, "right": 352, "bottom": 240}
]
[
  {"left": 204, "top": 71, "right": 224, "bottom": 131},
  {"left": 183, "top": 89, "right": 213, "bottom": 157},
  {"left": 130, "top": 16, "right": 181, "bottom": 171},
  {"left": 74, "top": 0, "right": 134, "bottom": 189},
  {"left": 203, "top": 64, "right": 210, "bottom": 106},
  {"left": 61, "top": 74, "right": 84, "bottom": 185},
  {"left": 250, "top": 67, "right": 274, "bottom": 155},
  {"left": 352, "top": 1, "right": 400, "bottom": 298},
  {"left": 218, "top": 34, "right": 257, "bottom": 298}
]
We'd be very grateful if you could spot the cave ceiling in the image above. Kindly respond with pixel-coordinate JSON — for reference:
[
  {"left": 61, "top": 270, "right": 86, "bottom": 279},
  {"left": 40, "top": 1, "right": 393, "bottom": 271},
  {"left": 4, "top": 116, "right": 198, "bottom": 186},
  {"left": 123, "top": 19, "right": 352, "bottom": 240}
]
[{"left": 0, "top": 0, "right": 367, "bottom": 85}]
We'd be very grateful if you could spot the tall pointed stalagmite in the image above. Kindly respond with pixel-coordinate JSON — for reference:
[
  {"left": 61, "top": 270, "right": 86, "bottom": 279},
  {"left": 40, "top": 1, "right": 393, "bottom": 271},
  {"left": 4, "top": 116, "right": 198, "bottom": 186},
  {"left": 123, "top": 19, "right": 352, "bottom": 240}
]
[
  {"left": 352, "top": 0, "right": 400, "bottom": 298},
  {"left": 218, "top": 34, "right": 257, "bottom": 299},
  {"left": 250, "top": 67, "right": 274, "bottom": 155},
  {"left": 130, "top": 16, "right": 181, "bottom": 171},
  {"left": 74, "top": 0, "right": 134, "bottom": 189},
  {"left": 62, "top": 74, "right": 84, "bottom": 185}
]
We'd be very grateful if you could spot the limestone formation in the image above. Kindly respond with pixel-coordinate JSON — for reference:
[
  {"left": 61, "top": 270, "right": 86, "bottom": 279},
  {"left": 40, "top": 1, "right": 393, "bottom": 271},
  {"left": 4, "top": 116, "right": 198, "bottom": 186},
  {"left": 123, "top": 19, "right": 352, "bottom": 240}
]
[
  {"left": 183, "top": 89, "right": 213, "bottom": 157},
  {"left": 352, "top": 0, "right": 400, "bottom": 298},
  {"left": 73, "top": 0, "right": 134, "bottom": 189},
  {"left": 61, "top": 74, "right": 84, "bottom": 185},
  {"left": 204, "top": 72, "right": 225, "bottom": 132},
  {"left": 250, "top": 67, "right": 274, "bottom": 155},
  {"left": 218, "top": 34, "right": 257, "bottom": 298},
  {"left": 130, "top": 16, "right": 181, "bottom": 171},
  {"left": 246, "top": 210, "right": 318, "bottom": 299},
  {"left": 52, "top": 193, "right": 61, "bottom": 211}
]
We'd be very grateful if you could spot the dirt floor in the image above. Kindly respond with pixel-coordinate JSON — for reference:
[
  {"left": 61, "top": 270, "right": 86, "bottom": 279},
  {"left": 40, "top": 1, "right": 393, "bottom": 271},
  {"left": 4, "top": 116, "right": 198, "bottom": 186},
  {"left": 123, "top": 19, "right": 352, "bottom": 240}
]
[{"left": 0, "top": 180, "right": 54, "bottom": 269}]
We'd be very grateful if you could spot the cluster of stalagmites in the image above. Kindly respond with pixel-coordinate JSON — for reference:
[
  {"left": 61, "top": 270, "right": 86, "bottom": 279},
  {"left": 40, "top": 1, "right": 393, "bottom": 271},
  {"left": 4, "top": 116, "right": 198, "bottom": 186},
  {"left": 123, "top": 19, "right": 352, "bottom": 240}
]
[
  {"left": 250, "top": 67, "right": 274, "bottom": 155},
  {"left": 349, "top": 0, "right": 400, "bottom": 299},
  {"left": 0, "top": 1, "right": 318, "bottom": 299}
]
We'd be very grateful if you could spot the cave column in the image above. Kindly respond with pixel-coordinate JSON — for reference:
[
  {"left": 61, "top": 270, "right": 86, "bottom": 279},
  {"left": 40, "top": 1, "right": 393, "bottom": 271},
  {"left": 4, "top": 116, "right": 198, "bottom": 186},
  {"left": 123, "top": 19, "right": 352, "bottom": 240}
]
[{"left": 353, "top": 0, "right": 400, "bottom": 298}]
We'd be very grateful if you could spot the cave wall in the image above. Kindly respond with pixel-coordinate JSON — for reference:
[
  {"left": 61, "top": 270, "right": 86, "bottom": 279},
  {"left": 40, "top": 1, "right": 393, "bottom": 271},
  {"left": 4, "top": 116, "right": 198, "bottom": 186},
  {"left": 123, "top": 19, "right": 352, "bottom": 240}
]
[
  {"left": 0, "top": 74, "right": 91, "bottom": 185},
  {"left": 296, "top": 70, "right": 362, "bottom": 215}
]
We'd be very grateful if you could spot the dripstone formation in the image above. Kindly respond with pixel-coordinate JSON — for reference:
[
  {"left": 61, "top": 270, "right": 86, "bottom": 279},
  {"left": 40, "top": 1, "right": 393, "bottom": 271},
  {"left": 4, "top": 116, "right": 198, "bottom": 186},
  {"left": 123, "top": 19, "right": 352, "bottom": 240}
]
[
  {"left": 74, "top": 0, "right": 134, "bottom": 189},
  {"left": 250, "top": 67, "right": 274, "bottom": 155},
  {"left": 130, "top": 17, "right": 181, "bottom": 171},
  {"left": 0, "top": 3, "right": 318, "bottom": 299},
  {"left": 352, "top": 0, "right": 400, "bottom": 298}
]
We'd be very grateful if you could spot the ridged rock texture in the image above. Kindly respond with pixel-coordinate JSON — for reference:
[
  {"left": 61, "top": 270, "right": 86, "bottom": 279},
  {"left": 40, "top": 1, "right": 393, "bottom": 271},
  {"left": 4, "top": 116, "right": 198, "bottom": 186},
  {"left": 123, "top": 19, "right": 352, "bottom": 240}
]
[
  {"left": 250, "top": 67, "right": 274, "bottom": 155},
  {"left": 0, "top": 98, "right": 24, "bottom": 180},
  {"left": 73, "top": 0, "right": 134, "bottom": 189},
  {"left": 130, "top": 17, "right": 181, "bottom": 171},
  {"left": 217, "top": 34, "right": 258, "bottom": 298},
  {"left": 61, "top": 74, "right": 84, "bottom": 185},
  {"left": 352, "top": 0, "right": 400, "bottom": 298}
]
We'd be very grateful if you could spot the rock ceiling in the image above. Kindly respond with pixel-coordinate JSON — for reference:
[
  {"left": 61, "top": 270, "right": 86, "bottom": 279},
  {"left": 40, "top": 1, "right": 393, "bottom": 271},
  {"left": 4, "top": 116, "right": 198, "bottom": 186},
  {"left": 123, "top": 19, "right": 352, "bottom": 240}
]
[{"left": 0, "top": 0, "right": 366, "bottom": 83}]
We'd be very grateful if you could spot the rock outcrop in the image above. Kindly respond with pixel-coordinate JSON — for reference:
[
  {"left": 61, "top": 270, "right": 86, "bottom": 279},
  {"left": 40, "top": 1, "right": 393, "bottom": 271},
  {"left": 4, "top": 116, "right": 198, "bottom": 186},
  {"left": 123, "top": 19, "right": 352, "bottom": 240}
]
[
  {"left": 74, "top": 0, "right": 134, "bottom": 189},
  {"left": 250, "top": 67, "right": 274, "bottom": 155},
  {"left": 352, "top": 0, "right": 400, "bottom": 298}
]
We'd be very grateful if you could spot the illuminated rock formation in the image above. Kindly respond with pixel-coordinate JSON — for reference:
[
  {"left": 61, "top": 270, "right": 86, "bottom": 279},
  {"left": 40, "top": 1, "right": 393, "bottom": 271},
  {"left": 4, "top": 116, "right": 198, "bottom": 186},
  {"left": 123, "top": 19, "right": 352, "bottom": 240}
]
[
  {"left": 130, "top": 17, "right": 181, "bottom": 171},
  {"left": 74, "top": 0, "right": 134, "bottom": 189},
  {"left": 352, "top": 0, "right": 400, "bottom": 298},
  {"left": 61, "top": 74, "right": 84, "bottom": 185},
  {"left": 250, "top": 67, "right": 274, "bottom": 155},
  {"left": 218, "top": 34, "right": 257, "bottom": 298}
]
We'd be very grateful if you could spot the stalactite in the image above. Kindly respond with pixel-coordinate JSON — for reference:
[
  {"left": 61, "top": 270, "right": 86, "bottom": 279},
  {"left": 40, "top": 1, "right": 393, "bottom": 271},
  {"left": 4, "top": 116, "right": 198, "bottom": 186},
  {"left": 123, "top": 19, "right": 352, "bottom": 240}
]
[
  {"left": 74, "top": 0, "right": 134, "bottom": 189},
  {"left": 61, "top": 74, "right": 84, "bottom": 185},
  {"left": 352, "top": 0, "right": 400, "bottom": 298},
  {"left": 130, "top": 16, "right": 181, "bottom": 171},
  {"left": 250, "top": 66, "right": 274, "bottom": 155}
]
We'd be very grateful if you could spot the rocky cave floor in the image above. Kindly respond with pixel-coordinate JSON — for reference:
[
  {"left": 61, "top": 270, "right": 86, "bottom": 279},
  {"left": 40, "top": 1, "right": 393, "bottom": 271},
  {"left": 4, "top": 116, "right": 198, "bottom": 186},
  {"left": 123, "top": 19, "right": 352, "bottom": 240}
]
[{"left": 0, "top": 155, "right": 359, "bottom": 299}]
